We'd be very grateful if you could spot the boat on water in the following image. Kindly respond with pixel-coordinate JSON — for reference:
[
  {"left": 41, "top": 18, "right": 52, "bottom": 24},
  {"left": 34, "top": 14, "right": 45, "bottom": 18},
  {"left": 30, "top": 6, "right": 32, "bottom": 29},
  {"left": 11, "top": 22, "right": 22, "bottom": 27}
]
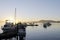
[
  {"left": 0, "top": 21, "right": 26, "bottom": 40},
  {"left": 0, "top": 20, "right": 38, "bottom": 40},
  {"left": 43, "top": 22, "right": 51, "bottom": 28}
]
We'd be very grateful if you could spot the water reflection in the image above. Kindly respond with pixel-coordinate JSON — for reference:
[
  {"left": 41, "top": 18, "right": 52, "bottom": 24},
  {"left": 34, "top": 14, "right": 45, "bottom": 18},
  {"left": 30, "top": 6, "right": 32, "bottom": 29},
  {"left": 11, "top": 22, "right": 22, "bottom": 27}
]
[{"left": 26, "top": 23, "right": 60, "bottom": 40}]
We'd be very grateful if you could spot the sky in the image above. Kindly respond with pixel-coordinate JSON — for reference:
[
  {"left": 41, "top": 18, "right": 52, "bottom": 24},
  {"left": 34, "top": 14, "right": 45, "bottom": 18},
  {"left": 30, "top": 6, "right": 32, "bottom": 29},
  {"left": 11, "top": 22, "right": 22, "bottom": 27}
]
[{"left": 0, "top": 0, "right": 60, "bottom": 21}]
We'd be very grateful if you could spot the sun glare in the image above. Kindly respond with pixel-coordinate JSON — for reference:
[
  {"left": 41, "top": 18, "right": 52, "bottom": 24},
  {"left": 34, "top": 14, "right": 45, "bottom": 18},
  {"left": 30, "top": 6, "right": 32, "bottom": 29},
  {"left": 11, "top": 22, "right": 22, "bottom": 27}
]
[
  {"left": 5, "top": 16, "right": 15, "bottom": 23},
  {"left": 7, "top": 18, "right": 15, "bottom": 23},
  {"left": 5, "top": 16, "right": 21, "bottom": 23}
]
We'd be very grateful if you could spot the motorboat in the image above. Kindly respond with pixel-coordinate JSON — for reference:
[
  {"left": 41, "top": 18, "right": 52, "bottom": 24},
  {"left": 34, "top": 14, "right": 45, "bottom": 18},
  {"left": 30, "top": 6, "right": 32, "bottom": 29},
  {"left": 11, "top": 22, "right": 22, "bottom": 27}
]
[{"left": 43, "top": 22, "right": 51, "bottom": 28}]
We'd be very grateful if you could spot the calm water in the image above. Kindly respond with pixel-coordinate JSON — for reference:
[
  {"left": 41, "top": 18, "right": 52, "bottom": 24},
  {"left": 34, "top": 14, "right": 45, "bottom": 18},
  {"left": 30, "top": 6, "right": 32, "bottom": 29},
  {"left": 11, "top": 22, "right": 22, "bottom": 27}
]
[{"left": 0, "top": 23, "right": 60, "bottom": 40}]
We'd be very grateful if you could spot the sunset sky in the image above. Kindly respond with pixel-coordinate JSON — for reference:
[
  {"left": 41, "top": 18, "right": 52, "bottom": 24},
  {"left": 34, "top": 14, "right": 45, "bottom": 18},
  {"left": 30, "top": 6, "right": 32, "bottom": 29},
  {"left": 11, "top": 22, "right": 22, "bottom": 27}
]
[{"left": 0, "top": 0, "right": 60, "bottom": 21}]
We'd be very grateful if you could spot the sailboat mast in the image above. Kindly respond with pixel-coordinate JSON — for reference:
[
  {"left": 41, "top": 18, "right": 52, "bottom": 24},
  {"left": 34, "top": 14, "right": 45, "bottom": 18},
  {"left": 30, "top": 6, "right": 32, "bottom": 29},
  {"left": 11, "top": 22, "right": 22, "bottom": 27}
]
[
  {"left": 15, "top": 8, "right": 18, "bottom": 40},
  {"left": 15, "top": 8, "right": 16, "bottom": 24}
]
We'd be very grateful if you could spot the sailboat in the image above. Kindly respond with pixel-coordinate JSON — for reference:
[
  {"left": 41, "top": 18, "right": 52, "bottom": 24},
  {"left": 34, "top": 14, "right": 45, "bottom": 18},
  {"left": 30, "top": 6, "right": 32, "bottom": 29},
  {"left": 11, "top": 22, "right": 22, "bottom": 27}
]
[{"left": 0, "top": 8, "right": 38, "bottom": 40}]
